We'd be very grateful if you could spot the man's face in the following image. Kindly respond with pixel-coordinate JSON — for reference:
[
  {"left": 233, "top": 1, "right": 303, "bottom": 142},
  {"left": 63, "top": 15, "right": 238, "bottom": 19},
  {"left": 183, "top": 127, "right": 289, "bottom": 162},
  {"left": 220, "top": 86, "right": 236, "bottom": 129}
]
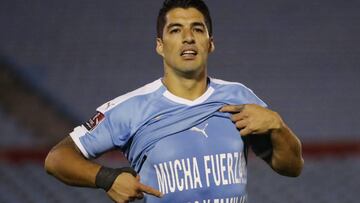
[{"left": 156, "top": 8, "right": 215, "bottom": 76}]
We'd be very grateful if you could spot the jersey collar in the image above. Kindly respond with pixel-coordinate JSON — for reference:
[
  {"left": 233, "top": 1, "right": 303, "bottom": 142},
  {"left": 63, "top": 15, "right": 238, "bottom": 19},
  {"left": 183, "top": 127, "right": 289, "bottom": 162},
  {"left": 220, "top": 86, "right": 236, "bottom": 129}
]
[{"left": 162, "top": 78, "right": 214, "bottom": 106}]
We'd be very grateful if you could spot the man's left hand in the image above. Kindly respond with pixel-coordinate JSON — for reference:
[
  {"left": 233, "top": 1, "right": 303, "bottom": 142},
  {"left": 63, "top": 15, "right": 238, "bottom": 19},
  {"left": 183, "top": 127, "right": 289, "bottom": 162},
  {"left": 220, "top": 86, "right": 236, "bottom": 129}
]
[{"left": 220, "top": 104, "right": 283, "bottom": 136}]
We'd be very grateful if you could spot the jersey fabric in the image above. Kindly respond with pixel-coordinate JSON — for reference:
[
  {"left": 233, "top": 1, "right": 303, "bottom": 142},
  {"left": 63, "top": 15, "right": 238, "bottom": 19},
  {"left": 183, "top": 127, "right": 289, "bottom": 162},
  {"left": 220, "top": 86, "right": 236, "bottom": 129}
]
[{"left": 70, "top": 77, "right": 266, "bottom": 203}]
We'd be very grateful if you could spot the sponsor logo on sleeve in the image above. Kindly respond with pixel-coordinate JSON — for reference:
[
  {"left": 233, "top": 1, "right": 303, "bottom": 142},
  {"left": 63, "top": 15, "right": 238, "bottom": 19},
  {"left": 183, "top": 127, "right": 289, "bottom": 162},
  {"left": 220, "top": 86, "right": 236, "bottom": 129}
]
[{"left": 83, "top": 112, "right": 105, "bottom": 131}]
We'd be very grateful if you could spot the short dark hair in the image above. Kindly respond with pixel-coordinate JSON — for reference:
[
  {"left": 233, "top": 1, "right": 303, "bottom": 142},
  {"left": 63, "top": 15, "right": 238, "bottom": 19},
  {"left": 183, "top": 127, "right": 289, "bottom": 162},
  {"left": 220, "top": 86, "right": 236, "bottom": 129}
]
[{"left": 157, "top": 0, "right": 213, "bottom": 38}]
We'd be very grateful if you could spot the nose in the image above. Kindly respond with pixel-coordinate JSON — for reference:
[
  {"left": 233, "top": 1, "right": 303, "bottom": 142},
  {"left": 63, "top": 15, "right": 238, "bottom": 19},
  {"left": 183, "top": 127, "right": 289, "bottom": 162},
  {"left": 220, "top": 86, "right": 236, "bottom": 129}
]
[{"left": 182, "top": 28, "right": 195, "bottom": 44}]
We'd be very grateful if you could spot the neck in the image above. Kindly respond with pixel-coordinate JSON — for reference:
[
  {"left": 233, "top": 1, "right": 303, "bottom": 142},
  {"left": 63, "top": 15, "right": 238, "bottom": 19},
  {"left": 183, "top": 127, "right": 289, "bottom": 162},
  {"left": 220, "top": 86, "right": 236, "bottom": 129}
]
[{"left": 162, "top": 69, "right": 208, "bottom": 101}]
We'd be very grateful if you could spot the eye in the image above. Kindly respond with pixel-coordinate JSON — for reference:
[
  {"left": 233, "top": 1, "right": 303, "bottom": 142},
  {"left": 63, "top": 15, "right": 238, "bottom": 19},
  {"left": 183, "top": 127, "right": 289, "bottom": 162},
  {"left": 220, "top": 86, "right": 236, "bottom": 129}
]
[
  {"left": 170, "top": 28, "right": 181, "bottom": 34},
  {"left": 194, "top": 27, "right": 204, "bottom": 33}
]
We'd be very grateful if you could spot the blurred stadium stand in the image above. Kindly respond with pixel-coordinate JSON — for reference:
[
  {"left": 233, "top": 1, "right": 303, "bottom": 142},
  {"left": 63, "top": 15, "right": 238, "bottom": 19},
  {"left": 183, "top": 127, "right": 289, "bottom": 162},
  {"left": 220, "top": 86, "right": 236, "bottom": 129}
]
[{"left": 0, "top": 0, "right": 359, "bottom": 202}]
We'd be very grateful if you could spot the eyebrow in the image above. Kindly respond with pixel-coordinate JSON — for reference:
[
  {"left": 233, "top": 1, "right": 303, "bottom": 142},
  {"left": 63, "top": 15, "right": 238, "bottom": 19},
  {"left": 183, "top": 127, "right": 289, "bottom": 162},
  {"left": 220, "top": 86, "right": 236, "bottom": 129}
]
[
  {"left": 166, "top": 22, "right": 206, "bottom": 30},
  {"left": 166, "top": 23, "right": 183, "bottom": 30},
  {"left": 192, "top": 22, "right": 206, "bottom": 28}
]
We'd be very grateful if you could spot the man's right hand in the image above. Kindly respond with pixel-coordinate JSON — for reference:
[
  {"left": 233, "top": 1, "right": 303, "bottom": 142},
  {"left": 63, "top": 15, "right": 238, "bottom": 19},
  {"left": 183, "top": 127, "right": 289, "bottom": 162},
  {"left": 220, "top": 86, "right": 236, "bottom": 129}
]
[{"left": 107, "top": 173, "right": 163, "bottom": 203}]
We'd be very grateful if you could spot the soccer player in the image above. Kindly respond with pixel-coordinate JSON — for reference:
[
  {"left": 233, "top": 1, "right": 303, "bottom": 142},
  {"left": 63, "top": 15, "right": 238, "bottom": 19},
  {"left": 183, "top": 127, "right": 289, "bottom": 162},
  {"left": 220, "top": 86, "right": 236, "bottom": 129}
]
[{"left": 45, "top": 0, "right": 304, "bottom": 202}]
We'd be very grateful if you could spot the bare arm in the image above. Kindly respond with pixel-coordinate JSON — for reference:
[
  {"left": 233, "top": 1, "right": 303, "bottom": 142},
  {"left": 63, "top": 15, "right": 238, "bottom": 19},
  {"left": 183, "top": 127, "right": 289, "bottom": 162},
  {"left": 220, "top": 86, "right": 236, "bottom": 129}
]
[
  {"left": 44, "top": 136, "right": 162, "bottom": 202},
  {"left": 265, "top": 116, "right": 303, "bottom": 176},
  {"left": 44, "top": 136, "right": 101, "bottom": 187},
  {"left": 220, "top": 104, "right": 304, "bottom": 177}
]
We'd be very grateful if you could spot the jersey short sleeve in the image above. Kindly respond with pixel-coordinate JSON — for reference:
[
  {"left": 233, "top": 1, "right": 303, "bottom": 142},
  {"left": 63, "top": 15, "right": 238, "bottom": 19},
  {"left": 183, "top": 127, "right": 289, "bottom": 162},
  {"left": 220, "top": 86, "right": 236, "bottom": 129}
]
[
  {"left": 70, "top": 106, "right": 131, "bottom": 159},
  {"left": 69, "top": 79, "right": 164, "bottom": 159}
]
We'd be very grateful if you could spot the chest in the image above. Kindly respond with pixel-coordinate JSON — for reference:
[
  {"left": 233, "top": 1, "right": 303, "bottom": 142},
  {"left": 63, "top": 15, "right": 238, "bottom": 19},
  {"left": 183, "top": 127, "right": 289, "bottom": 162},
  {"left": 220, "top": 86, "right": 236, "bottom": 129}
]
[
  {"left": 148, "top": 116, "right": 244, "bottom": 161},
  {"left": 139, "top": 116, "right": 248, "bottom": 202}
]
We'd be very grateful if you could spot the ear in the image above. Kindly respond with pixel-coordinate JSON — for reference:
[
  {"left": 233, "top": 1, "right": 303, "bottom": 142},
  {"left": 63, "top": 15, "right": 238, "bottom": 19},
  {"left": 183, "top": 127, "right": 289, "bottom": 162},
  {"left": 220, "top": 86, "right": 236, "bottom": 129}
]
[
  {"left": 209, "top": 37, "right": 215, "bottom": 53},
  {"left": 156, "top": 38, "right": 164, "bottom": 57}
]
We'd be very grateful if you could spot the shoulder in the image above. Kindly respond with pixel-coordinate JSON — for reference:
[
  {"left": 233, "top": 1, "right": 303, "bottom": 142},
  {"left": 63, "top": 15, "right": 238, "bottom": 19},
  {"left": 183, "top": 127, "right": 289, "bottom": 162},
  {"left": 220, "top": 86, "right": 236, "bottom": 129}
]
[
  {"left": 210, "top": 77, "right": 255, "bottom": 93},
  {"left": 210, "top": 77, "right": 267, "bottom": 107},
  {"left": 97, "top": 79, "right": 163, "bottom": 113}
]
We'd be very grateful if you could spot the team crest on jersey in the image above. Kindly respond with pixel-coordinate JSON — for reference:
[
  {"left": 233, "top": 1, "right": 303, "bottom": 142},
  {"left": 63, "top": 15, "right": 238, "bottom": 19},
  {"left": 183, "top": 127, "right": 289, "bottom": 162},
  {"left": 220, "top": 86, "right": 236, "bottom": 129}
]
[{"left": 84, "top": 112, "right": 105, "bottom": 131}]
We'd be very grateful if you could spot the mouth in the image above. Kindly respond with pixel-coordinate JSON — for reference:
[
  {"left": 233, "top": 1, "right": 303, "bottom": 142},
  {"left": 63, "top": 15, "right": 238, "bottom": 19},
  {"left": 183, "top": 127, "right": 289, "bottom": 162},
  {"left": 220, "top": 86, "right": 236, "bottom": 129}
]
[{"left": 181, "top": 49, "right": 198, "bottom": 59}]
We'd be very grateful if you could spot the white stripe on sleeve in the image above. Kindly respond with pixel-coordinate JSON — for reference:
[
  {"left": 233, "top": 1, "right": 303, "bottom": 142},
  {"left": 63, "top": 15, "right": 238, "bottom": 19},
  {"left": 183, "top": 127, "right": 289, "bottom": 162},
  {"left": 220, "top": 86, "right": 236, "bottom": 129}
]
[{"left": 69, "top": 126, "right": 91, "bottom": 159}]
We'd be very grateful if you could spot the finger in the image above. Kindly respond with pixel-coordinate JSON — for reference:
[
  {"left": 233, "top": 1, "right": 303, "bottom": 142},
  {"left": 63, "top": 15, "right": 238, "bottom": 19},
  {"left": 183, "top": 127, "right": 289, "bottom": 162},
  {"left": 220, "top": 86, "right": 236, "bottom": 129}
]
[
  {"left": 235, "top": 119, "right": 248, "bottom": 130},
  {"left": 138, "top": 183, "right": 163, "bottom": 197},
  {"left": 230, "top": 112, "right": 247, "bottom": 122},
  {"left": 220, "top": 105, "right": 245, "bottom": 113},
  {"left": 240, "top": 127, "right": 253, "bottom": 136}
]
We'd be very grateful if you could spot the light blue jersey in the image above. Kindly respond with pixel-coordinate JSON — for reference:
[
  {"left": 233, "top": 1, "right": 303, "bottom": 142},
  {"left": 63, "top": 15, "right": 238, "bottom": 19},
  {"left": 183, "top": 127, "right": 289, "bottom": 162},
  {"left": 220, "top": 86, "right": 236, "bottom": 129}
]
[{"left": 70, "top": 78, "right": 266, "bottom": 203}]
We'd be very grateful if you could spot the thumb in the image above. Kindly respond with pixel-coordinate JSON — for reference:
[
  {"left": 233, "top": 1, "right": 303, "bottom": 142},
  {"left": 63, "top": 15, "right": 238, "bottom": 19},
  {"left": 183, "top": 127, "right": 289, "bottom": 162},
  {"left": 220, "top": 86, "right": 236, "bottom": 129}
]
[{"left": 220, "top": 104, "right": 245, "bottom": 113}]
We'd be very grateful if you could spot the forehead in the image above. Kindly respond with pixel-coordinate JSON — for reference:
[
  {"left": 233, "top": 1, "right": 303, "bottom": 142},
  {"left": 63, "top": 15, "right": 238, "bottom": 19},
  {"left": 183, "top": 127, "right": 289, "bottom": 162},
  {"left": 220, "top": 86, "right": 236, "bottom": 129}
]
[{"left": 165, "top": 7, "right": 206, "bottom": 25}]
